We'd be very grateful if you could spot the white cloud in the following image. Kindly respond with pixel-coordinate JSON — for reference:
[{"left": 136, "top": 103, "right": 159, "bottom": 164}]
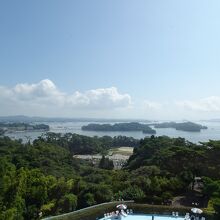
[
  {"left": 176, "top": 96, "right": 220, "bottom": 112},
  {"left": 1, "top": 79, "right": 220, "bottom": 119},
  {"left": 67, "top": 87, "right": 132, "bottom": 109},
  {"left": 0, "top": 79, "right": 132, "bottom": 117},
  {"left": 143, "top": 100, "right": 162, "bottom": 110},
  {"left": 141, "top": 97, "right": 220, "bottom": 120}
]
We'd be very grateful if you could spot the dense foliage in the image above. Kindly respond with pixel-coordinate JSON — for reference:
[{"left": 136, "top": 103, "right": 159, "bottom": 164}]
[
  {"left": 154, "top": 122, "right": 207, "bottom": 132},
  {"left": 36, "top": 132, "right": 139, "bottom": 154},
  {"left": 98, "top": 156, "right": 114, "bottom": 170},
  {"left": 0, "top": 134, "right": 220, "bottom": 219},
  {"left": 0, "top": 128, "right": 4, "bottom": 135},
  {"left": 82, "top": 122, "right": 156, "bottom": 134}
]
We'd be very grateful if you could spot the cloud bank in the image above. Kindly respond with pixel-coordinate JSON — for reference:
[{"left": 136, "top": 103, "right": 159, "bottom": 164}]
[
  {"left": 176, "top": 96, "right": 220, "bottom": 112},
  {"left": 0, "top": 79, "right": 132, "bottom": 117},
  {"left": 1, "top": 79, "right": 220, "bottom": 119}
]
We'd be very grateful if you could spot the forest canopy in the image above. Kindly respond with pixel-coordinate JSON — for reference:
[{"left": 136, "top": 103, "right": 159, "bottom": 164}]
[{"left": 1, "top": 134, "right": 220, "bottom": 219}]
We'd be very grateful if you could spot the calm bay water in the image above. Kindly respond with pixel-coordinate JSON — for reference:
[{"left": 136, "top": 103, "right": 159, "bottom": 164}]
[{"left": 4, "top": 121, "right": 220, "bottom": 144}]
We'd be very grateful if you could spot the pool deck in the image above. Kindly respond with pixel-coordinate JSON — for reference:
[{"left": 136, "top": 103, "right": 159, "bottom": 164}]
[{"left": 99, "top": 214, "right": 185, "bottom": 220}]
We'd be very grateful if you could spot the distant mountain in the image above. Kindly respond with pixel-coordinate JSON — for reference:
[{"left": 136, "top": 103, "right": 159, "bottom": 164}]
[
  {"left": 0, "top": 115, "right": 55, "bottom": 123},
  {"left": 0, "top": 115, "right": 152, "bottom": 123},
  {"left": 202, "top": 119, "right": 220, "bottom": 122},
  {"left": 0, "top": 115, "right": 33, "bottom": 122}
]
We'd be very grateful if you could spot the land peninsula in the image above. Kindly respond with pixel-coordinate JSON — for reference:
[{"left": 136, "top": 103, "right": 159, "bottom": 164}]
[{"left": 0, "top": 122, "right": 49, "bottom": 134}]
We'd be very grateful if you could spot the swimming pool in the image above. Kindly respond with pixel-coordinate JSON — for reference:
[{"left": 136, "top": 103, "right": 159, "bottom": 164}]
[{"left": 99, "top": 214, "right": 185, "bottom": 220}]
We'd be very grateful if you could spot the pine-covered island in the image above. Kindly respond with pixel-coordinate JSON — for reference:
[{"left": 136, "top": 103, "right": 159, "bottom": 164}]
[
  {"left": 81, "top": 122, "right": 156, "bottom": 134},
  {"left": 153, "top": 121, "right": 207, "bottom": 132}
]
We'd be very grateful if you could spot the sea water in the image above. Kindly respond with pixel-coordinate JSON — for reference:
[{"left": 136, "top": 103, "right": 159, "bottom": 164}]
[{"left": 4, "top": 120, "right": 220, "bottom": 144}]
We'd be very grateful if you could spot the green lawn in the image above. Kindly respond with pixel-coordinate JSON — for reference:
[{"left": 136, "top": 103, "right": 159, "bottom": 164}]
[{"left": 108, "top": 147, "right": 134, "bottom": 156}]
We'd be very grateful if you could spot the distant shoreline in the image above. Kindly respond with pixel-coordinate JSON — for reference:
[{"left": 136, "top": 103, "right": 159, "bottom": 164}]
[{"left": 0, "top": 122, "right": 49, "bottom": 134}]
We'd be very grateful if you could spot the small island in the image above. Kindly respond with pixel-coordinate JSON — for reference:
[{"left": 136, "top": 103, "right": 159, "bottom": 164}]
[
  {"left": 81, "top": 122, "right": 156, "bottom": 134},
  {"left": 0, "top": 122, "right": 50, "bottom": 133},
  {"left": 154, "top": 121, "right": 207, "bottom": 132}
]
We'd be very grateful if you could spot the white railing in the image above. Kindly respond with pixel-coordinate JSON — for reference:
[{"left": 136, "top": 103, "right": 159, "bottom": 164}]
[{"left": 42, "top": 200, "right": 134, "bottom": 220}]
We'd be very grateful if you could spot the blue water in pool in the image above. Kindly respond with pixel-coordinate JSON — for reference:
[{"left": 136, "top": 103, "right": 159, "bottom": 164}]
[{"left": 99, "top": 214, "right": 184, "bottom": 220}]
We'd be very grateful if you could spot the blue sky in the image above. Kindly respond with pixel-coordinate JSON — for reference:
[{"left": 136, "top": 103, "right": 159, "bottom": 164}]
[{"left": 1, "top": 0, "right": 220, "bottom": 119}]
